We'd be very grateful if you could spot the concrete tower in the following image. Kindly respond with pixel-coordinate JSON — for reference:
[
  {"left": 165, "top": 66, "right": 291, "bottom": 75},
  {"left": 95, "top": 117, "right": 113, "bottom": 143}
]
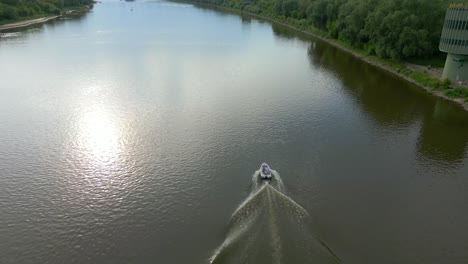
[{"left": 440, "top": 3, "right": 468, "bottom": 82}]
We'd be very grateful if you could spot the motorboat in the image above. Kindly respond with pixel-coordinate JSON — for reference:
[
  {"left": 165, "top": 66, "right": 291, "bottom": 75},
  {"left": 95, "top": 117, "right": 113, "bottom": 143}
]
[{"left": 259, "top": 163, "right": 272, "bottom": 180}]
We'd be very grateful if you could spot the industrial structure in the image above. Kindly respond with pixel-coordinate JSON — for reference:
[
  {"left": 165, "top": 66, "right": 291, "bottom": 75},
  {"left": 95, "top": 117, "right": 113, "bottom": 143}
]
[{"left": 440, "top": 3, "right": 468, "bottom": 82}]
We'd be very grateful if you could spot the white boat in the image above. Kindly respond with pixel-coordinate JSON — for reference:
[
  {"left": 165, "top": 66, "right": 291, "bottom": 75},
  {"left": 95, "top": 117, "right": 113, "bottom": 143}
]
[{"left": 259, "top": 163, "right": 272, "bottom": 179}]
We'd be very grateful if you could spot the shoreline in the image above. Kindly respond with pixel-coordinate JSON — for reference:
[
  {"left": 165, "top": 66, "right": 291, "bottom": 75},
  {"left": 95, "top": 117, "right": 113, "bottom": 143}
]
[
  {"left": 0, "top": 16, "right": 60, "bottom": 31},
  {"left": 0, "top": 4, "right": 93, "bottom": 32},
  {"left": 188, "top": 2, "right": 468, "bottom": 112}
]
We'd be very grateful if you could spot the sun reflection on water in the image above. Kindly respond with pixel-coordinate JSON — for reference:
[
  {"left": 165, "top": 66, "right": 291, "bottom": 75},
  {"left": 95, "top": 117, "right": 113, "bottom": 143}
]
[
  {"left": 76, "top": 105, "right": 121, "bottom": 168},
  {"left": 65, "top": 84, "right": 139, "bottom": 198}
]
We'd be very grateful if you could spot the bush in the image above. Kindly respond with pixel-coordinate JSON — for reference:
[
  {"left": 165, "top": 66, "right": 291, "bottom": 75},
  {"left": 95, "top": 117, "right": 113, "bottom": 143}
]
[
  {"left": 5, "top": 6, "right": 17, "bottom": 20},
  {"left": 440, "top": 78, "right": 451, "bottom": 89},
  {"left": 0, "top": 5, "right": 18, "bottom": 20},
  {"left": 0, "top": 0, "right": 92, "bottom": 22},
  {"left": 445, "top": 87, "right": 468, "bottom": 98},
  {"left": 427, "top": 79, "right": 440, "bottom": 89}
]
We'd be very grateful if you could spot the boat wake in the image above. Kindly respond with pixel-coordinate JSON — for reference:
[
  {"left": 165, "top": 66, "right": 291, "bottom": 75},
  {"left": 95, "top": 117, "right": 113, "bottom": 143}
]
[{"left": 210, "top": 170, "right": 340, "bottom": 264}]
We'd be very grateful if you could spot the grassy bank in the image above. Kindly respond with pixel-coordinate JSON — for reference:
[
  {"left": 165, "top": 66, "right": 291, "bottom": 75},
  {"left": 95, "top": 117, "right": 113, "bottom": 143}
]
[
  {"left": 0, "top": 0, "right": 94, "bottom": 26},
  {"left": 187, "top": 0, "right": 468, "bottom": 110}
]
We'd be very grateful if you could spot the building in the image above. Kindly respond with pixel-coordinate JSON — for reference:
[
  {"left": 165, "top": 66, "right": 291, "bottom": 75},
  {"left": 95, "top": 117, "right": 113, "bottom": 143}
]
[{"left": 439, "top": 3, "right": 468, "bottom": 82}]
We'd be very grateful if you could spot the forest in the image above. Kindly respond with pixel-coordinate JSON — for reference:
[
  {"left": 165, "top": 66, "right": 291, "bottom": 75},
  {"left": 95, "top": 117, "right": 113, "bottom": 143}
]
[
  {"left": 202, "top": 0, "right": 453, "bottom": 60},
  {"left": 0, "top": 0, "right": 93, "bottom": 23}
]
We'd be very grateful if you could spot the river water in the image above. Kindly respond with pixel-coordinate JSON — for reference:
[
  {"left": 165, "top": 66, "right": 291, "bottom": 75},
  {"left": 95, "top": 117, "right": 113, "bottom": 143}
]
[{"left": 1, "top": 1, "right": 467, "bottom": 263}]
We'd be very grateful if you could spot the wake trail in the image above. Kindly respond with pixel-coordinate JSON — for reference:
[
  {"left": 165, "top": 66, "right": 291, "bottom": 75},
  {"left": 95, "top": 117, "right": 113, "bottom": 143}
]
[{"left": 210, "top": 170, "right": 340, "bottom": 264}]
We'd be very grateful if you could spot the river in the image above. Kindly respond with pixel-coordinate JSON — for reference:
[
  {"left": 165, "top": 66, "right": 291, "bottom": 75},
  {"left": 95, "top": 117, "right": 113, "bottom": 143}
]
[{"left": 1, "top": 1, "right": 467, "bottom": 263}]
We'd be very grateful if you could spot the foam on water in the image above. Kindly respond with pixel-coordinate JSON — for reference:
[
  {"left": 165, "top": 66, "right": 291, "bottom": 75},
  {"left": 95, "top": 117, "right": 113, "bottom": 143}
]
[
  {"left": 0, "top": 32, "right": 22, "bottom": 38},
  {"left": 211, "top": 170, "right": 340, "bottom": 264}
]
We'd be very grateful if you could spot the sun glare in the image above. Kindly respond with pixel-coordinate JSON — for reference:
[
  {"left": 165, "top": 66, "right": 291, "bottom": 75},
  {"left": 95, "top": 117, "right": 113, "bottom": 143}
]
[{"left": 77, "top": 106, "right": 121, "bottom": 165}]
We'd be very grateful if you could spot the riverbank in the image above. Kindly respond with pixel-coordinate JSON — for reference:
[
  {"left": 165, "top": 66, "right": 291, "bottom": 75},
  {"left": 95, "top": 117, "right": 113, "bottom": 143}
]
[
  {"left": 0, "top": 3, "right": 93, "bottom": 32},
  {"left": 185, "top": 1, "right": 468, "bottom": 112},
  {"left": 0, "top": 16, "right": 60, "bottom": 31}
]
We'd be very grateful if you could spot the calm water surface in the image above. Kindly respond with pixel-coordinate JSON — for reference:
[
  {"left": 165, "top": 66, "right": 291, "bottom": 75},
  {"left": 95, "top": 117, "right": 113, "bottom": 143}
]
[{"left": 1, "top": 1, "right": 468, "bottom": 263}]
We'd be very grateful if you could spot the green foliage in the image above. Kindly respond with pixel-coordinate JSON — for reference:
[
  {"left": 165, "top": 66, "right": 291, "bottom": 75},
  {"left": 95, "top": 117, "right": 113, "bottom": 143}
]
[
  {"left": 409, "top": 71, "right": 451, "bottom": 90},
  {"left": 410, "top": 71, "right": 432, "bottom": 86},
  {"left": 198, "top": 0, "right": 452, "bottom": 61},
  {"left": 0, "top": 0, "right": 93, "bottom": 23},
  {"left": 306, "top": 0, "right": 341, "bottom": 30},
  {"left": 442, "top": 78, "right": 451, "bottom": 87},
  {"left": 396, "top": 66, "right": 412, "bottom": 76},
  {"left": 0, "top": 5, "right": 18, "bottom": 20},
  {"left": 281, "top": 0, "right": 299, "bottom": 17},
  {"left": 360, "top": 0, "right": 443, "bottom": 59},
  {"left": 445, "top": 87, "right": 468, "bottom": 98}
]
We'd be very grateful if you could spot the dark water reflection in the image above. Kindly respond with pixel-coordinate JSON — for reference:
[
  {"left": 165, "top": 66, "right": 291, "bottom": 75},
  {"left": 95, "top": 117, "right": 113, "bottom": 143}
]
[{"left": 307, "top": 41, "right": 468, "bottom": 164}]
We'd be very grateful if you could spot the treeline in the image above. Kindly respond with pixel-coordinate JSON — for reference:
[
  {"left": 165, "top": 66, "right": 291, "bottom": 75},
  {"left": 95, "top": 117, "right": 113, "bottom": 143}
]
[
  {"left": 204, "top": 0, "right": 452, "bottom": 60},
  {"left": 0, "top": 0, "right": 93, "bottom": 22}
]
